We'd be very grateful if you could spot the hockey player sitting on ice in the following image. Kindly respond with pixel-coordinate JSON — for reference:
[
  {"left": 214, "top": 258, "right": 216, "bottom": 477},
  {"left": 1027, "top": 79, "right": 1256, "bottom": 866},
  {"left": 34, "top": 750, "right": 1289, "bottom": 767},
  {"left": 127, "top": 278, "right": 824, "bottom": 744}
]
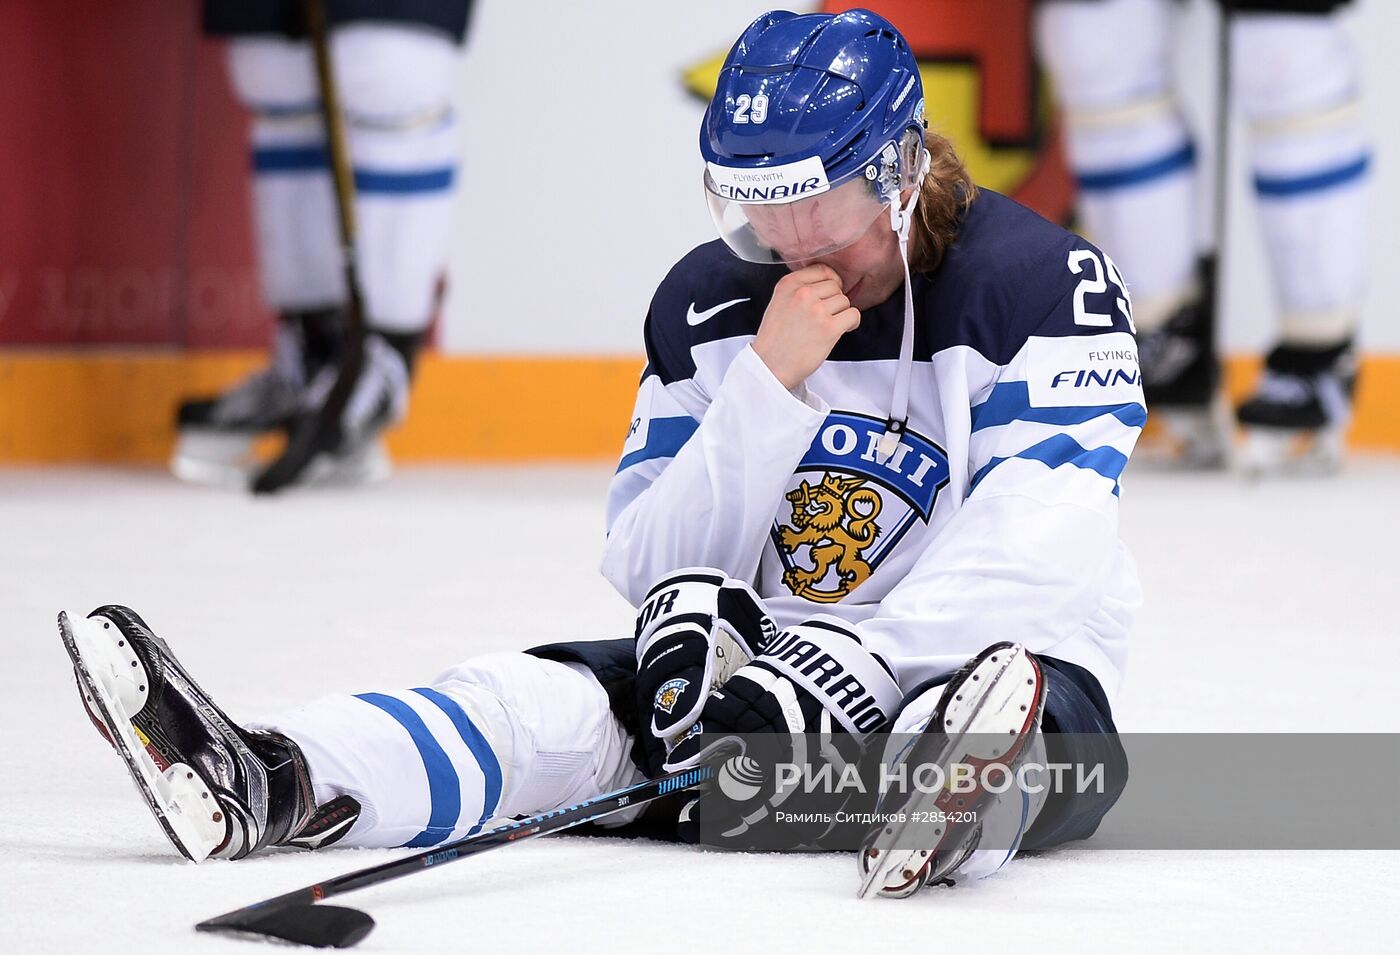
[
  {"left": 1036, "top": 0, "right": 1370, "bottom": 472},
  {"left": 61, "top": 9, "right": 1135, "bottom": 895},
  {"left": 172, "top": 1, "right": 475, "bottom": 489}
]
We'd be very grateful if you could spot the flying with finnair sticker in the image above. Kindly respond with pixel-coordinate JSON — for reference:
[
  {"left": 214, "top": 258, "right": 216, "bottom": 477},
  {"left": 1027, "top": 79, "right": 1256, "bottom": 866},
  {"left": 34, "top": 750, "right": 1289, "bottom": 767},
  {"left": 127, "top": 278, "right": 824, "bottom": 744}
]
[
  {"left": 1025, "top": 333, "right": 1143, "bottom": 408},
  {"left": 706, "top": 156, "right": 830, "bottom": 204}
]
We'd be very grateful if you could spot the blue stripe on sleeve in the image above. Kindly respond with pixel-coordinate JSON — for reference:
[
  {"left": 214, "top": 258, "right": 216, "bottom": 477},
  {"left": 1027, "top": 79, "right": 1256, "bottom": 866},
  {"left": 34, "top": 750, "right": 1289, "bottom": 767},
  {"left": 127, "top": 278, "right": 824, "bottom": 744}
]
[
  {"left": 251, "top": 147, "right": 455, "bottom": 194},
  {"left": 354, "top": 692, "right": 462, "bottom": 848},
  {"left": 616, "top": 416, "right": 700, "bottom": 473},
  {"left": 412, "top": 688, "right": 503, "bottom": 835},
  {"left": 971, "top": 381, "right": 1147, "bottom": 433},
  {"left": 970, "top": 434, "right": 1130, "bottom": 497},
  {"left": 1254, "top": 155, "right": 1370, "bottom": 197},
  {"left": 1076, "top": 142, "right": 1195, "bottom": 193}
]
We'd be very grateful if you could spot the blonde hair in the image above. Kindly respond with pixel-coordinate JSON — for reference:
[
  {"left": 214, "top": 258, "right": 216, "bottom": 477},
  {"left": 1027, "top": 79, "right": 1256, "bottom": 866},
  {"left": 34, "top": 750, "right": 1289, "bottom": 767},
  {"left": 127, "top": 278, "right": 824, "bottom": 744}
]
[{"left": 907, "top": 130, "right": 978, "bottom": 274}]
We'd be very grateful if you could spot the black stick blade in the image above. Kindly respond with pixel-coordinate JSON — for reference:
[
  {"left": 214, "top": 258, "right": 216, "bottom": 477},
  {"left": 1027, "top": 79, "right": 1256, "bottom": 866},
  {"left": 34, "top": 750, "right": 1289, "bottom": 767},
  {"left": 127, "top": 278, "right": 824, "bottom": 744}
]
[
  {"left": 197, "top": 904, "right": 375, "bottom": 949},
  {"left": 250, "top": 415, "right": 338, "bottom": 496}
]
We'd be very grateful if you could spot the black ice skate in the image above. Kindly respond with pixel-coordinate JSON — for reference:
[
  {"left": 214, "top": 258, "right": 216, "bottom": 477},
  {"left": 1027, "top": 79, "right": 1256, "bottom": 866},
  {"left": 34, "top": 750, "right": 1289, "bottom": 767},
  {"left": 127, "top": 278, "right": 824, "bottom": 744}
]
[
  {"left": 59, "top": 606, "right": 358, "bottom": 862},
  {"left": 267, "top": 329, "right": 421, "bottom": 490},
  {"left": 172, "top": 308, "right": 345, "bottom": 487},
  {"left": 1237, "top": 341, "right": 1356, "bottom": 476},
  {"left": 857, "top": 642, "right": 1046, "bottom": 899},
  {"left": 1136, "top": 293, "right": 1228, "bottom": 469}
]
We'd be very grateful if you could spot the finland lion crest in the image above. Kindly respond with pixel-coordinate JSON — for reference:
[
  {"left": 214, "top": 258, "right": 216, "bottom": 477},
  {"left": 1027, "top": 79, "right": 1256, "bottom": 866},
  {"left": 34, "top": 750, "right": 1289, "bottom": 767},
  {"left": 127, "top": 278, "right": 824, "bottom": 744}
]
[
  {"left": 777, "top": 474, "right": 882, "bottom": 602},
  {"left": 654, "top": 678, "right": 689, "bottom": 715},
  {"left": 773, "top": 412, "right": 948, "bottom": 603}
]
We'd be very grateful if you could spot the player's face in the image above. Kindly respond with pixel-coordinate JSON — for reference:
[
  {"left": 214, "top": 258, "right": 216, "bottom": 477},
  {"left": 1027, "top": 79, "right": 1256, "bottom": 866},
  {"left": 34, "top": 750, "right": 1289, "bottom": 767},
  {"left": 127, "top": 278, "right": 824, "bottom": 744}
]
[
  {"left": 785, "top": 207, "right": 904, "bottom": 311},
  {"left": 744, "top": 183, "right": 904, "bottom": 310},
  {"left": 743, "top": 180, "right": 880, "bottom": 262}
]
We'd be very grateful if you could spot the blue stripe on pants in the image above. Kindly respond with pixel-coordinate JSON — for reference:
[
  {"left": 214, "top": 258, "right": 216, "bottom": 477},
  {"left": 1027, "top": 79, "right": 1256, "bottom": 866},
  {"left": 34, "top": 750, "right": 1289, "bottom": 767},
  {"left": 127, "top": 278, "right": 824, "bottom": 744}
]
[
  {"left": 251, "top": 146, "right": 456, "bottom": 194},
  {"left": 1075, "top": 142, "right": 1195, "bottom": 193},
  {"left": 1254, "top": 155, "right": 1370, "bottom": 197},
  {"left": 252, "top": 146, "right": 327, "bottom": 173},
  {"left": 354, "top": 168, "right": 455, "bottom": 194},
  {"left": 354, "top": 692, "right": 462, "bottom": 848},
  {"left": 411, "top": 687, "right": 504, "bottom": 835}
]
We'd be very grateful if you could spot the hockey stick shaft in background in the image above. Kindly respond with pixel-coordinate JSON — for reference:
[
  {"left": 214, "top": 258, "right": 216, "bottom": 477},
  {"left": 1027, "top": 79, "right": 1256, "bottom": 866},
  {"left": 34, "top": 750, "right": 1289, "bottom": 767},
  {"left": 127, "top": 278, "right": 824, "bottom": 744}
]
[
  {"left": 196, "top": 765, "right": 715, "bottom": 948},
  {"left": 1204, "top": 0, "right": 1234, "bottom": 356},
  {"left": 252, "top": 0, "right": 370, "bottom": 494}
]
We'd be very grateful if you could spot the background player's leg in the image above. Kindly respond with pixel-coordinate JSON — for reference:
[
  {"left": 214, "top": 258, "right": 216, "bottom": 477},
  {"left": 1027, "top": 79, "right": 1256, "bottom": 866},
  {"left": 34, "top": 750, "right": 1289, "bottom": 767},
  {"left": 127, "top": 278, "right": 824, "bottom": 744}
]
[
  {"left": 1036, "top": 0, "right": 1223, "bottom": 465},
  {"left": 228, "top": 34, "right": 345, "bottom": 323},
  {"left": 332, "top": 24, "right": 462, "bottom": 352},
  {"left": 285, "top": 23, "right": 466, "bottom": 476},
  {"left": 1036, "top": 0, "right": 1197, "bottom": 329},
  {"left": 175, "top": 25, "right": 465, "bottom": 485},
  {"left": 1230, "top": 8, "right": 1370, "bottom": 471},
  {"left": 227, "top": 24, "right": 464, "bottom": 350},
  {"left": 254, "top": 652, "right": 641, "bottom": 849},
  {"left": 171, "top": 37, "right": 347, "bottom": 484}
]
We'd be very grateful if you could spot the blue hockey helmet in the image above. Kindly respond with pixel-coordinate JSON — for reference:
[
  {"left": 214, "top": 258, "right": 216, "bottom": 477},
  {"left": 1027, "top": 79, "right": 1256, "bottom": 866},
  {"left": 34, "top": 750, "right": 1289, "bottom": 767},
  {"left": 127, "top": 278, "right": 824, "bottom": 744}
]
[{"left": 701, "top": 9, "right": 928, "bottom": 264}]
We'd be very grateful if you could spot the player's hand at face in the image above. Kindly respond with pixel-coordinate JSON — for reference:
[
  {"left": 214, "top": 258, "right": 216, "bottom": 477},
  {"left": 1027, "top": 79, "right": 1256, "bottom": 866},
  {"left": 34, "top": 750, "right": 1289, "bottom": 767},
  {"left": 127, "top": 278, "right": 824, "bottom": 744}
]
[{"left": 752, "top": 264, "right": 860, "bottom": 390}]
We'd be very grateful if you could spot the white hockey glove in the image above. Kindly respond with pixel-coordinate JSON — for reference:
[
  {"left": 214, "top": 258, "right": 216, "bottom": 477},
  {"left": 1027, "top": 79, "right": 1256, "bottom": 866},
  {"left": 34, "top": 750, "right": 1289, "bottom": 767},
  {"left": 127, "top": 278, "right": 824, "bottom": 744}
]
[{"left": 632, "top": 568, "right": 776, "bottom": 776}]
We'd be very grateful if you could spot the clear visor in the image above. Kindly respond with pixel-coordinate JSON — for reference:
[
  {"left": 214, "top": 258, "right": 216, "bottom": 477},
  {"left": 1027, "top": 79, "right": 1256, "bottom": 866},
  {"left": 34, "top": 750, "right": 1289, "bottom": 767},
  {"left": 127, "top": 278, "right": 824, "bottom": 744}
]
[{"left": 704, "top": 173, "right": 891, "bottom": 265}]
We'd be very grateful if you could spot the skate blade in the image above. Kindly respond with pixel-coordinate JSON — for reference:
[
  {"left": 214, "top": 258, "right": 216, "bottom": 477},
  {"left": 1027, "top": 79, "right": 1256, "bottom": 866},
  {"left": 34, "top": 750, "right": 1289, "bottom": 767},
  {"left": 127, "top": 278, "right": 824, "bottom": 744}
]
[
  {"left": 1239, "top": 427, "right": 1344, "bottom": 479},
  {"left": 58, "top": 611, "right": 227, "bottom": 862},
  {"left": 300, "top": 439, "right": 393, "bottom": 487},
  {"left": 170, "top": 430, "right": 273, "bottom": 488},
  {"left": 1136, "top": 403, "right": 1231, "bottom": 471},
  {"left": 172, "top": 430, "right": 392, "bottom": 490},
  {"left": 857, "top": 645, "right": 1043, "bottom": 900}
]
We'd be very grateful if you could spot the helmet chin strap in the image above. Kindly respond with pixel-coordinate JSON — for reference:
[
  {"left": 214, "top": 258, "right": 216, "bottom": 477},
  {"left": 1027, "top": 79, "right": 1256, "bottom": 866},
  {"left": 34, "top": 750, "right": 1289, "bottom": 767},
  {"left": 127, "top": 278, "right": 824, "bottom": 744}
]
[{"left": 876, "top": 148, "right": 931, "bottom": 464}]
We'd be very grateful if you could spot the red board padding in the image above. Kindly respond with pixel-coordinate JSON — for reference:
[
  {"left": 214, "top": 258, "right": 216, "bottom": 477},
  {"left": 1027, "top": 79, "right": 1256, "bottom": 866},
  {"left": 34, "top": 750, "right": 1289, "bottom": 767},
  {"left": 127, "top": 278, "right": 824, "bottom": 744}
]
[
  {"left": 854, "top": 0, "right": 1037, "bottom": 145},
  {"left": 0, "top": 2, "right": 273, "bottom": 347},
  {"left": 819, "top": 0, "right": 1075, "bottom": 225}
]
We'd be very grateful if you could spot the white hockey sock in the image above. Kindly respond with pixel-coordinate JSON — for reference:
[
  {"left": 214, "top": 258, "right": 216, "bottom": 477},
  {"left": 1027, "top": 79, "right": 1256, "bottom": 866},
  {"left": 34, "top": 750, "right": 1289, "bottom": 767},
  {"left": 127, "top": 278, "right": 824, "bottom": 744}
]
[
  {"left": 1067, "top": 106, "right": 1198, "bottom": 333},
  {"left": 1036, "top": 0, "right": 1197, "bottom": 333},
  {"left": 246, "top": 112, "right": 344, "bottom": 312},
  {"left": 253, "top": 652, "right": 639, "bottom": 849},
  {"left": 227, "top": 25, "right": 464, "bottom": 333},
  {"left": 348, "top": 114, "right": 460, "bottom": 334},
  {"left": 1234, "top": 15, "right": 1369, "bottom": 347}
]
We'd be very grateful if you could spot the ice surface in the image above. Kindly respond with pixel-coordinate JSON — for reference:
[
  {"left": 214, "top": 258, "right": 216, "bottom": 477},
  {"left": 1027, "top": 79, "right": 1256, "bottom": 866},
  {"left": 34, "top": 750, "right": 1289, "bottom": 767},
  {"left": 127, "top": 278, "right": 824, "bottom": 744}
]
[{"left": 2, "top": 461, "right": 1396, "bottom": 953}]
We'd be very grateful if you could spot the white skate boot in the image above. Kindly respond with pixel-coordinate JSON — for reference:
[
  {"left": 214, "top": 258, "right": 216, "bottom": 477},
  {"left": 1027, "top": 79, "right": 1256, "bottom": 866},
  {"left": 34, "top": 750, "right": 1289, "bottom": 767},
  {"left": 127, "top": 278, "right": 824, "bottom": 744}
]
[{"left": 857, "top": 642, "right": 1047, "bottom": 898}]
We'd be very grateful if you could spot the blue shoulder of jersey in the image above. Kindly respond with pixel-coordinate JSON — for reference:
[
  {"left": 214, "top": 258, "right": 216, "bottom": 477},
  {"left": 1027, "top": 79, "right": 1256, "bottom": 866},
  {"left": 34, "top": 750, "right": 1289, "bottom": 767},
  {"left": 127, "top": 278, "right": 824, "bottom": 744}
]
[
  {"left": 640, "top": 192, "right": 1131, "bottom": 383},
  {"left": 642, "top": 241, "right": 783, "bottom": 386},
  {"left": 925, "top": 189, "right": 1132, "bottom": 366}
]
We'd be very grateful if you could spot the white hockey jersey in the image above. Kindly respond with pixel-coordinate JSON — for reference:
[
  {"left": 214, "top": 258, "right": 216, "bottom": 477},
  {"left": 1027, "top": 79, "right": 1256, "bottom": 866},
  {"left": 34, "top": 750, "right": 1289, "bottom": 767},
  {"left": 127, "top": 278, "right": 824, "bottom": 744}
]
[{"left": 602, "top": 190, "right": 1144, "bottom": 703}]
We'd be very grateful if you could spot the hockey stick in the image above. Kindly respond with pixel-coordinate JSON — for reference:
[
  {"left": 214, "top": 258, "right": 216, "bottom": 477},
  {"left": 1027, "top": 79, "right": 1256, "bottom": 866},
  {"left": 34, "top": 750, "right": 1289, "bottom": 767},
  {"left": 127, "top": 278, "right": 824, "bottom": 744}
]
[
  {"left": 252, "top": 0, "right": 368, "bottom": 494},
  {"left": 1201, "top": 0, "right": 1234, "bottom": 379},
  {"left": 196, "top": 765, "right": 714, "bottom": 948}
]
